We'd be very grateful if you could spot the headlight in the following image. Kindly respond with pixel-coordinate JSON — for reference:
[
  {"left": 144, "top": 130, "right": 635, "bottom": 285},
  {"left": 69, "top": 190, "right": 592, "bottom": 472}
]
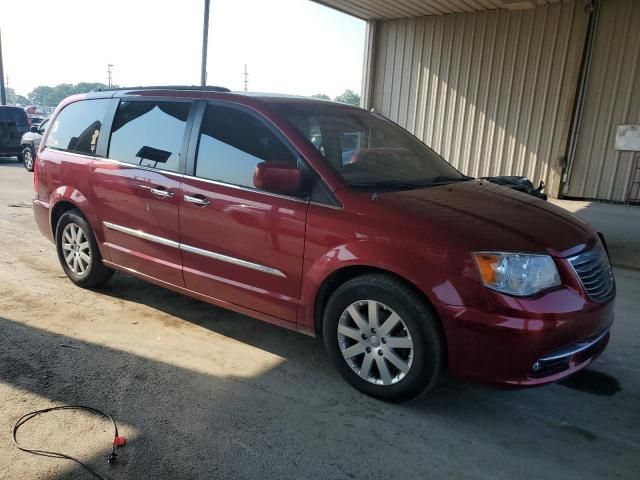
[{"left": 473, "top": 252, "right": 561, "bottom": 296}]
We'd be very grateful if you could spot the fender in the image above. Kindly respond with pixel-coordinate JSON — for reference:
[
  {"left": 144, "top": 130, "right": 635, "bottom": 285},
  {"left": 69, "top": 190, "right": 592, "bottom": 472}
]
[
  {"left": 297, "top": 239, "right": 475, "bottom": 334},
  {"left": 49, "top": 187, "right": 110, "bottom": 261}
]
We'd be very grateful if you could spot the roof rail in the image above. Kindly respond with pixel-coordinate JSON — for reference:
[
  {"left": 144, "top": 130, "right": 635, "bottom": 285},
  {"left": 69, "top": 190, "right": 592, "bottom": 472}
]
[{"left": 93, "top": 85, "right": 231, "bottom": 93}]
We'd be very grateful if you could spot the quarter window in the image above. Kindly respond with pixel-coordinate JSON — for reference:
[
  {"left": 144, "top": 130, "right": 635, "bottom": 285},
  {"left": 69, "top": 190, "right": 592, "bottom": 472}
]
[
  {"left": 45, "top": 100, "right": 110, "bottom": 155},
  {"left": 195, "top": 105, "right": 296, "bottom": 188},
  {"left": 108, "top": 101, "right": 191, "bottom": 173}
]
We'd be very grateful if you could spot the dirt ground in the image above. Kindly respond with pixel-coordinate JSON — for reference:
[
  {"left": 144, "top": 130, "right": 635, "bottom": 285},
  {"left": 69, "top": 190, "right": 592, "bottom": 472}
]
[{"left": 1, "top": 157, "right": 639, "bottom": 479}]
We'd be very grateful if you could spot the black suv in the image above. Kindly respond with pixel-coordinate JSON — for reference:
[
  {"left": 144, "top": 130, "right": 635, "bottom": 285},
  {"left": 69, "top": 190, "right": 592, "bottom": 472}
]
[{"left": 0, "top": 106, "right": 30, "bottom": 161}]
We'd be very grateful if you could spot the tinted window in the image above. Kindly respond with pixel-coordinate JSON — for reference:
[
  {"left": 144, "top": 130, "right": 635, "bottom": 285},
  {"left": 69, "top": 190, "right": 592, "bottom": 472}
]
[
  {"left": 195, "top": 105, "right": 296, "bottom": 188},
  {"left": 45, "top": 100, "right": 109, "bottom": 155},
  {"left": 275, "top": 103, "right": 465, "bottom": 190},
  {"left": 3, "top": 108, "right": 28, "bottom": 127},
  {"left": 109, "top": 101, "right": 190, "bottom": 173}
]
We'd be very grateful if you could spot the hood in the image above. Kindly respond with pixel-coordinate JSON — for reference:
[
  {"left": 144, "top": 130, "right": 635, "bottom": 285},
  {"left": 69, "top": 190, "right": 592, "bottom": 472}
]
[
  {"left": 378, "top": 180, "right": 595, "bottom": 257},
  {"left": 21, "top": 131, "right": 40, "bottom": 142}
]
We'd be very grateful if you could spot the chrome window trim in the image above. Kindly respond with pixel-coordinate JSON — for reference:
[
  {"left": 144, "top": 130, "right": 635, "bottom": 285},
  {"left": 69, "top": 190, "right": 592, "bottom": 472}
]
[
  {"left": 102, "top": 221, "right": 286, "bottom": 278},
  {"left": 92, "top": 157, "right": 310, "bottom": 204},
  {"left": 310, "top": 200, "right": 343, "bottom": 210},
  {"left": 42, "top": 147, "right": 102, "bottom": 160},
  {"left": 180, "top": 173, "right": 309, "bottom": 204}
]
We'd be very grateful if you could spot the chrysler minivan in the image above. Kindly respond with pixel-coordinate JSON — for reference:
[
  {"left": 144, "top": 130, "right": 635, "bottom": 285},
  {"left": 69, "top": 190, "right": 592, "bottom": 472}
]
[{"left": 32, "top": 87, "right": 615, "bottom": 402}]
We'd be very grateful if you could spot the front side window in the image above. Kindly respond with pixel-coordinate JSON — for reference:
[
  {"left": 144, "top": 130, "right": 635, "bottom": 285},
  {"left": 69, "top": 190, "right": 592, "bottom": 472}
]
[
  {"left": 108, "top": 101, "right": 191, "bottom": 173},
  {"left": 45, "top": 100, "right": 109, "bottom": 155},
  {"left": 274, "top": 103, "right": 467, "bottom": 190},
  {"left": 195, "top": 104, "right": 296, "bottom": 188}
]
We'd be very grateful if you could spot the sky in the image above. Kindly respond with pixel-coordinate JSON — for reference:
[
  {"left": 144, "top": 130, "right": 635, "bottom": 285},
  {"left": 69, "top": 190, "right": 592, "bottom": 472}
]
[{"left": 1, "top": 0, "right": 365, "bottom": 98}]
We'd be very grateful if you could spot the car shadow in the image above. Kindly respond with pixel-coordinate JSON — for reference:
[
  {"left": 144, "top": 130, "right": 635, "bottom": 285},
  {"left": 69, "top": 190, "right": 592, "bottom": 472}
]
[
  {"left": 0, "top": 156, "right": 23, "bottom": 168},
  {"left": 97, "top": 272, "right": 328, "bottom": 370}
]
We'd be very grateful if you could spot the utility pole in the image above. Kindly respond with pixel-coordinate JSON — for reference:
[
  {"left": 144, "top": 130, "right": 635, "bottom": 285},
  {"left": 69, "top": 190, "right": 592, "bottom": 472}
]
[
  {"left": 201, "top": 0, "right": 210, "bottom": 86},
  {"left": 243, "top": 64, "right": 248, "bottom": 92},
  {"left": 0, "top": 29, "right": 6, "bottom": 105},
  {"left": 107, "top": 64, "right": 113, "bottom": 88}
]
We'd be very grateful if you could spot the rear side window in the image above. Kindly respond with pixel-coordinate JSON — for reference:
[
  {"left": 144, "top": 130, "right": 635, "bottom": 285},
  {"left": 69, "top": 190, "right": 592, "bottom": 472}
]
[
  {"left": 45, "top": 100, "right": 109, "bottom": 155},
  {"left": 195, "top": 104, "right": 296, "bottom": 188},
  {"left": 3, "top": 108, "right": 28, "bottom": 128},
  {"left": 108, "top": 101, "right": 191, "bottom": 173}
]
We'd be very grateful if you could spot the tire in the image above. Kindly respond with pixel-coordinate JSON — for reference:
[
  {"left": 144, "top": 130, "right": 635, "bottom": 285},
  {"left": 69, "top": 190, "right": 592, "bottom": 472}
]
[
  {"left": 21, "top": 146, "right": 35, "bottom": 172},
  {"left": 55, "top": 209, "right": 114, "bottom": 288},
  {"left": 322, "top": 274, "right": 444, "bottom": 402}
]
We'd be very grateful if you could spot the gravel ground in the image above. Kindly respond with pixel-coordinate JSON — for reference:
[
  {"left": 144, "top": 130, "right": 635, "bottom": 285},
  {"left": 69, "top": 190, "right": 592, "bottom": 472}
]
[{"left": 1, "top": 157, "right": 639, "bottom": 479}]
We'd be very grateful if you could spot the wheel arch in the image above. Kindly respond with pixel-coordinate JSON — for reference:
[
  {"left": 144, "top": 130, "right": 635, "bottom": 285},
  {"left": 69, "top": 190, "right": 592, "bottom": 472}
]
[
  {"left": 48, "top": 187, "right": 110, "bottom": 261},
  {"left": 312, "top": 265, "right": 439, "bottom": 338},
  {"left": 50, "top": 199, "right": 81, "bottom": 237}
]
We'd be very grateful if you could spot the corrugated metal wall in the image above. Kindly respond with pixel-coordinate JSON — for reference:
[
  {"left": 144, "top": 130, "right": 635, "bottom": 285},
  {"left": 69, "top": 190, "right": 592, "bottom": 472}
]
[
  {"left": 370, "top": 1, "right": 588, "bottom": 196},
  {"left": 564, "top": 0, "right": 640, "bottom": 202}
]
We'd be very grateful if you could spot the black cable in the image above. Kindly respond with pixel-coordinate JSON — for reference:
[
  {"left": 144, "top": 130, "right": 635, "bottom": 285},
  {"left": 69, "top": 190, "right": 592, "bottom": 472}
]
[{"left": 12, "top": 405, "right": 124, "bottom": 480}]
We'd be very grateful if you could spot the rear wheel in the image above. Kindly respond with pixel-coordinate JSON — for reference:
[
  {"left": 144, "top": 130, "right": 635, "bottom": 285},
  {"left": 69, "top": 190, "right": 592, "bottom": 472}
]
[
  {"left": 21, "top": 146, "right": 35, "bottom": 171},
  {"left": 322, "top": 274, "right": 444, "bottom": 402},
  {"left": 55, "top": 209, "right": 114, "bottom": 288}
]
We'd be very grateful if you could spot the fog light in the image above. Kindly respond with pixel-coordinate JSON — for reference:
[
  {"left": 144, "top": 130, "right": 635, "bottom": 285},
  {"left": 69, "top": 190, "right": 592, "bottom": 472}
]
[{"left": 532, "top": 361, "right": 541, "bottom": 372}]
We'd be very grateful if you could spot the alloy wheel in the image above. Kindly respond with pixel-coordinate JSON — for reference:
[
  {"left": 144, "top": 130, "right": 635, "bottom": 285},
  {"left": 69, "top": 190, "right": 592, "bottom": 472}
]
[
  {"left": 24, "top": 149, "right": 33, "bottom": 170},
  {"left": 61, "top": 223, "right": 91, "bottom": 276},
  {"left": 337, "top": 300, "right": 414, "bottom": 386}
]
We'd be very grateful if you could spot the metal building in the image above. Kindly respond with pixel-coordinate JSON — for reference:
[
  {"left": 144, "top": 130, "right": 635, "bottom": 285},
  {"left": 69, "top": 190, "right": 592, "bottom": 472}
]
[{"left": 316, "top": 0, "right": 640, "bottom": 202}]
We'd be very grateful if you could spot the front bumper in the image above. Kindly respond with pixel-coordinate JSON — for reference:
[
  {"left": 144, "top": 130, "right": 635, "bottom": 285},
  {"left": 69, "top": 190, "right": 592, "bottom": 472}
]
[{"left": 435, "top": 289, "right": 614, "bottom": 386}]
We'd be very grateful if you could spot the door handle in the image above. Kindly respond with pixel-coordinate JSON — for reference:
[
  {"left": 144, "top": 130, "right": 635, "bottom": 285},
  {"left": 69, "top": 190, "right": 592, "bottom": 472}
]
[
  {"left": 150, "top": 187, "right": 175, "bottom": 198},
  {"left": 183, "top": 194, "right": 211, "bottom": 206}
]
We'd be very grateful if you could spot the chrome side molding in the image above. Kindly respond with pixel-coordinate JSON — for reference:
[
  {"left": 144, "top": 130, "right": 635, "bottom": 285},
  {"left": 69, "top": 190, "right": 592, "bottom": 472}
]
[
  {"left": 180, "top": 243, "right": 286, "bottom": 277},
  {"left": 103, "top": 222, "right": 180, "bottom": 249},
  {"left": 103, "top": 221, "right": 286, "bottom": 278}
]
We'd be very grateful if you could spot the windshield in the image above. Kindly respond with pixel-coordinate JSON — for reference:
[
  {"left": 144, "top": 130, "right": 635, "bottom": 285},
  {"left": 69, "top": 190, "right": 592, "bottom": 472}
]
[{"left": 273, "top": 102, "right": 468, "bottom": 190}]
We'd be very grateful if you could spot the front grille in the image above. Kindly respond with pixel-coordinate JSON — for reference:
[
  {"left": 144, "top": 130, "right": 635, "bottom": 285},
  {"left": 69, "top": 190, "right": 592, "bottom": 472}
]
[{"left": 568, "top": 244, "right": 615, "bottom": 302}]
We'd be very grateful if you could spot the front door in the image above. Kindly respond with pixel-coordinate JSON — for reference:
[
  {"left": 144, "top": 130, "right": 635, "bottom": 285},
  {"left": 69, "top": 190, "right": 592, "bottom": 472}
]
[
  {"left": 91, "top": 99, "right": 194, "bottom": 286},
  {"left": 179, "top": 103, "right": 308, "bottom": 323}
]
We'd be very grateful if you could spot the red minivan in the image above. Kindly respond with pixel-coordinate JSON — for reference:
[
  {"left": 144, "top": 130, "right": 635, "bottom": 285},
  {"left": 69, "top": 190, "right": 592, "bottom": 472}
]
[{"left": 33, "top": 87, "right": 615, "bottom": 402}]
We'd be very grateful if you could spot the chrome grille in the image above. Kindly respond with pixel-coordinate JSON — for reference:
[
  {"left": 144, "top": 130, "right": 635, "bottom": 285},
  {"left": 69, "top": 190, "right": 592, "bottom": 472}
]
[{"left": 568, "top": 244, "right": 615, "bottom": 302}]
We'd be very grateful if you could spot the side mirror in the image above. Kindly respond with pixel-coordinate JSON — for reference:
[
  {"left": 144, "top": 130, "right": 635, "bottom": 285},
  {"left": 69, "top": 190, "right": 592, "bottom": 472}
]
[
  {"left": 253, "top": 161, "right": 302, "bottom": 195},
  {"left": 30, "top": 126, "right": 39, "bottom": 133}
]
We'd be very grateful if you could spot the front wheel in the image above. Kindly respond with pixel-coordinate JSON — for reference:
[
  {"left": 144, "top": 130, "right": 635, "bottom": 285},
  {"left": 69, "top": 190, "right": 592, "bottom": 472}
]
[
  {"left": 21, "top": 146, "right": 35, "bottom": 171},
  {"left": 322, "top": 274, "right": 444, "bottom": 402},
  {"left": 55, "top": 209, "right": 114, "bottom": 288}
]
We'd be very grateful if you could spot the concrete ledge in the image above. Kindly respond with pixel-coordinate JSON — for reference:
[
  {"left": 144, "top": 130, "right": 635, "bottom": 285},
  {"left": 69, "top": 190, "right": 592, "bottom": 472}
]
[{"left": 551, "top": 199, "right": 640, "bottom": 271}]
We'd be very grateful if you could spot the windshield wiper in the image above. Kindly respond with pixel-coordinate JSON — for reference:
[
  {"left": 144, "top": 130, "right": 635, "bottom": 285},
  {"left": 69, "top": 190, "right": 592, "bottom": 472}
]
[
  {"left": 350, "top": 176, "right": 473, "bottom": 191},
  {"left": 350, "top": 180, "right": 424, "bottom": 190},
  {"left": 418, "top": 175, "right": 474, "bottom": 185}
]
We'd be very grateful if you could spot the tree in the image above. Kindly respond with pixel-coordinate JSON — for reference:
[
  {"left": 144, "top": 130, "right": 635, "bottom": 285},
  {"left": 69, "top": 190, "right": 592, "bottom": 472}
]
[
  {"left": 5, "top": 88, "right": 29, "bottom": 106},
  {"left": 27, "top": 86, "right": 52, "bottom": 106},
  {"left": 311, "top": 93, "right": 331, "bottom": 100},
  {"left": 334, "top": 89, "right": 361, "bottom": 107},
  {"left": 27, "top": 82, "right": 111, "bottom": 107}
]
